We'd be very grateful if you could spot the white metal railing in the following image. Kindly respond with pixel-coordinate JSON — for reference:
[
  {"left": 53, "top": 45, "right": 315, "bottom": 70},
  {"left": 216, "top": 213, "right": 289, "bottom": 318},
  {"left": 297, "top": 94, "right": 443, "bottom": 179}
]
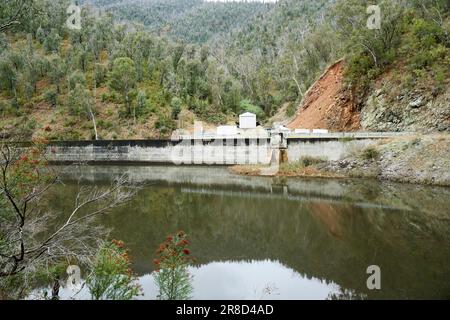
[
  {"left": 285, "top": 131, "right": 413, "bottom": 139},
  {"left": 175, "top": 131, "right": 413, "bottom": 140}
]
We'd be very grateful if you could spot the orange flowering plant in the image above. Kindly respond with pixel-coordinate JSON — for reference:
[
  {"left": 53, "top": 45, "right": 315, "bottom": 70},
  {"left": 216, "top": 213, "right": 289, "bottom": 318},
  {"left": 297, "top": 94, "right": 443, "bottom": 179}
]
[
  {"left": 86, "top": 240, "right": 142, "bottom": 300},
  {"left": 153, "top": 231, "right": 194, "bottom": 300},
  {"left": 4, "top": 139, "right": 55, "bottom": 199}
]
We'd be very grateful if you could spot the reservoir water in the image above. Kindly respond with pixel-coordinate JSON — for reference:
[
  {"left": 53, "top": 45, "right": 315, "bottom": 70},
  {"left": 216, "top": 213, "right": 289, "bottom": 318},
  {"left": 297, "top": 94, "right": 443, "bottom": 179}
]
[{"left": 44, "top": 165, "right": 450, "bottom": 300}]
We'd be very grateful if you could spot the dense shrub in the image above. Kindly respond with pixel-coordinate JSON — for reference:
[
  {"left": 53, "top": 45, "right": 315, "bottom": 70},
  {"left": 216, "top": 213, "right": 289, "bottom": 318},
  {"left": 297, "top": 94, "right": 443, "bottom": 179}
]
[
  {"left": 361, "top": 146, "right": 380, "bottom": 160},
  {"left": 239, "top": 100, "right": 265, "bottom": 119}
]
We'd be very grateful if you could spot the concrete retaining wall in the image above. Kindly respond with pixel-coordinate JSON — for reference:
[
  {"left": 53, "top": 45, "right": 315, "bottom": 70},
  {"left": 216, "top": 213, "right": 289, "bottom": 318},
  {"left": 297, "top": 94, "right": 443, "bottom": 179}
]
[{"left": 287, "top": 138, "right": 377, "bottom": 162}]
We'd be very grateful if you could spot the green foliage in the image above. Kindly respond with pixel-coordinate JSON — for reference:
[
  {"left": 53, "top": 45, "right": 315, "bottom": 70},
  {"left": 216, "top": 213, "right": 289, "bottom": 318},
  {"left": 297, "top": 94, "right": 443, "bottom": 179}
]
[
  {"left": 155, "top": 113, "right": 176, "bottom": 136},
  {"left": 0, "top": 142, "right": 50, "bottom": 200},
  {"left": 0, "top": 0, "right": 448, "bottom": 140},
  {"left": 44, "top": 89, "right": 57, "bottom": 108},
  {"left": 94, "top": 64, "right": 107, "bottom": 87},
  {"left": 86, "top": 240, "right": 142, "bottom": 300},
  {"left": 333, "top": 0, "right": 404, "bottom": 90},
  {"left": 339, "top": 136, "right": 356, "bottom": 143},
  {"left": 410, "top": 18, "right": 447, "bottom": 50},
  {"left": 199, "top": 108, "right": 227, "bottom": 125},
  {"left": 279, "top": 156, "right": 326, "bottom": 175},
  {"left": 239, "top": 100, "right": 265, "bottom": 120},
  {"left": 333, "top": 0, "right": 449, "bottom": 94},
  {"left": 135, "top": 90, "right": 149, "bottom": 118},
  {"left": 403, "top": 16, "right": 450, "bottom": 88},
  {"left": 43, "top": 28, "right": 61, "bottom": 53},
  {"left": 361, "top": 146, "right": 380, "bottom": 160},
  {"left": 285, "top": 102, "right": 296, "bottom": 118},
  {"left": 68, "top": 70, "right": 87, "bottom": 91},
  {"left": 96, "top": 0, "right": 274, "bottom": 44},
  {"left": 0, "top": 33, "right": 9, "bottom": 53},
  {"left": 0, "top": 273, "right": 27, "bottom": 300},
  {"left": 170, "top": 97, "right": 182, "bottom": 120},
  {"left": 0, "top": 100, "right": 8, "bottom": 114},
  {"left": 67, "top": 84, "right": 94, "bottom": 118},
  {"left": 0, "top": 52, "right": 19, "bottom": 96},
  {"left": 33, "top": 262, "right": 68, "bottom": 300},
  {"left": 0, "top": 0, "right": 38, "bottom": 34},
  {"left": 153, "top": 231, "right": 193, "bottom": 300},
  {"left": 283, "top": 156, "right": 326, "bottom": 170},
  {"left": 299, "top": 156, "right": 326, "bottom": 167},
  {"left": 47, "top": 55, "right": 66, "bottom": 93},
  {"left": 108, "top": 57, "right": 137, "bottom": 116},
  {"left": 36, "top": 26, "right": 45, "bottom": 44},
  {"left": 97, "top": 119, "right": 113, "bottom": 130}
]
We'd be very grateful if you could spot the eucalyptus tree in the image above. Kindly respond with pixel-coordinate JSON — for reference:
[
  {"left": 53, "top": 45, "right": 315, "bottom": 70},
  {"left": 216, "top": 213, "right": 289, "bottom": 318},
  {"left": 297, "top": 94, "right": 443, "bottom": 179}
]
[
  {"left": 108, "top": 57, "right": 137, "bottom": 118},
  {"left": 333, "top": 0, "right": 404, "bottom": 70},
  {"left": 23, "top": 34, "right": 47, "bottom": 96},
  {"left": 0, "top": 57, "right": 19, "bottom": 99},
  {"left": 0, "top": 50, "right": 24, "bottom": 102},
  {"left": 43, "top": 29, "right": 61, "bottom": 54},
  {"left": 0, "top": 33, "right": 9, "bottom": 55},
  {"left": 172, "top": 43, "right": 185, "bottom": 73},
  {"left": 48, "top": 55, "right": 66, "bottom": 95},
  {"left": 68, "top": 70, "right": 86, "bottom": 91}
]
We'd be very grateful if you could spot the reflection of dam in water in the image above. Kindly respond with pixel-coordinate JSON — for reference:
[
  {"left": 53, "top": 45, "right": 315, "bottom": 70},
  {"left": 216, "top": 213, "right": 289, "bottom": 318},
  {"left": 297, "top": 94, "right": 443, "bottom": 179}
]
[
  {"left": 48, "top": 165, "right": 450, "bottom": 299},
  {"left": 180, "top": 187, "right": 413, "bottom": 211},
  {"left": 59, "top": 164, "right": 450, "bottom": 217}
]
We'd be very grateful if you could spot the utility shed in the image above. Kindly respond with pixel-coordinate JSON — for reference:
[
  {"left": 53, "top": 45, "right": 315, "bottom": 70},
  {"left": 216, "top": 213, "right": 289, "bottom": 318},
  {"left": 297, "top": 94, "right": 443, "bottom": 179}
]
[{"left": 239, "top": 112, "right": 257, "bottom": 129}]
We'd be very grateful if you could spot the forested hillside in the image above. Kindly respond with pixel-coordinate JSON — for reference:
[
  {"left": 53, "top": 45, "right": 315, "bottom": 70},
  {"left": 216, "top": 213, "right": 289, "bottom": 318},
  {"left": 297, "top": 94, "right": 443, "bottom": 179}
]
[
  {"left": 84, "top": 0, "right": 275, "bottom": 43},
  {"left": 0, "top": 0, "right": 448, "bottom": 140}
]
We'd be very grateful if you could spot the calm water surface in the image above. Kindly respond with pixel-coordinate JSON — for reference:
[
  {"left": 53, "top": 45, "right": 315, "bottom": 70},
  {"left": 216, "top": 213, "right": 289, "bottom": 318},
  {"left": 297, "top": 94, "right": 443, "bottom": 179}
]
[{"left": 45, "top": 165, "right": 450, "bottom": 300}]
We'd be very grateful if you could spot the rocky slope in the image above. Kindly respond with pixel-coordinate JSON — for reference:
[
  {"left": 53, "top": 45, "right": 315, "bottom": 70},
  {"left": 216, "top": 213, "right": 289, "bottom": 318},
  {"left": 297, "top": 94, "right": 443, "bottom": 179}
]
[
  {"left": 321, "top": 134, "right": 450, "bottom": 186},
  {"left": 282, "top": 60, "right": 450, "bottom": 133},
  {"left": 361, "top": 81, "right": 450, "bottom": 133},
  {"left": 231, "top": 134, "right": 450, "bottom": 186}
]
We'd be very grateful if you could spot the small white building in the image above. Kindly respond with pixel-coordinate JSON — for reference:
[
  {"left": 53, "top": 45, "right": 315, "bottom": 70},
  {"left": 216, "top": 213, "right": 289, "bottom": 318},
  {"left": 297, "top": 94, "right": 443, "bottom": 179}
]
[{"left": 239, "top": 112, "right": 257, "bottom": 129}]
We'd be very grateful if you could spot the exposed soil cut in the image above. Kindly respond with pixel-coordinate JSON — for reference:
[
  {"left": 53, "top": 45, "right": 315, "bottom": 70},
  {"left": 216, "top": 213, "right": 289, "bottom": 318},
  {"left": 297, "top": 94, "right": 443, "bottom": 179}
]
[{"left": 287, "top": 60, "right": 361, "bottom": 131}]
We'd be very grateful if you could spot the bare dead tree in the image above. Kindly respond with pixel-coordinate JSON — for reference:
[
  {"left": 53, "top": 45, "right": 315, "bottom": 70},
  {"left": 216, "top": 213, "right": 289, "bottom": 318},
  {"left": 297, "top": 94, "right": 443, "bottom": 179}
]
[
  {"left": 0, "top": 141, "right": 139, "bottom": 297},
  {"left": 291, "top": 55, "right": 305, "bottom": 100}
]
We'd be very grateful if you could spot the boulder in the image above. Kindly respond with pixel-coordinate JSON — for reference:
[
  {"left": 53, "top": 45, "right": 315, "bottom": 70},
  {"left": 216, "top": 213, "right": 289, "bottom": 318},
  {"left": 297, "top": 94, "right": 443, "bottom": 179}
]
[{"left": 409, "top": 96, "right": 425, "bottom": 108}]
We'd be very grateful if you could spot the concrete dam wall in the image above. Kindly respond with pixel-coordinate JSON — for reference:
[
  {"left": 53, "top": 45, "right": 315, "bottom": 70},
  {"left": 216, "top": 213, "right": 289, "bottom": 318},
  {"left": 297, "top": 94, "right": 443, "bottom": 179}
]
[
  {"left": 46, "top": 136, "right": 381, "bottom": 165},
  {"left": 47, "top": 138, "right": 274, "bottom": 165}
]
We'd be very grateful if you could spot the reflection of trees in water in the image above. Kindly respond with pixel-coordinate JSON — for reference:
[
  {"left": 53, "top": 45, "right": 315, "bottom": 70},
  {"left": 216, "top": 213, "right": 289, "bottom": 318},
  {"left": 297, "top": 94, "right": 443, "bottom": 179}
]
[
  {"left": 327, "top": 287, "right": 367, "bottom": 300},
  {"left": 45, "top": 183, "right": 450, "bottom": 299},
  {"left": 340, "top": 179, "right": 450, "bottom": 218}
]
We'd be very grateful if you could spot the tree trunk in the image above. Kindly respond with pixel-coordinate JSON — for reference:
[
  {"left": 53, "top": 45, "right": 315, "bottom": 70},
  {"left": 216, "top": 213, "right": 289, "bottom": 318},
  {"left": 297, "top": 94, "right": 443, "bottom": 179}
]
[
  {"left": 51, "top": 276, "right": 60, "bottom": 300},
  {"left": 292, "top": 76, "right": 304, "bottom": 99},
  {"left": 89, "top": 109, "right": 98, "bottom": 141},
  {"left": 126, "top": 93, "right": 130, "bottom": 116},
  {"left": 92, "top": 66, "right": 99, "bottom": 140}
]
